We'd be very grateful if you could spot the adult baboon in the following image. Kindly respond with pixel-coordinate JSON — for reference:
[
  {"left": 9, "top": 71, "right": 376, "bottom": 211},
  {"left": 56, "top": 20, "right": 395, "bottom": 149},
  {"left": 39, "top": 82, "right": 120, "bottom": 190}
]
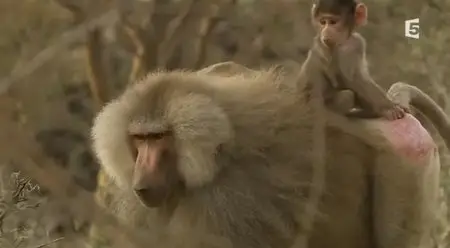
[
  {"left": 197, "top": 61, "right": 258, "bottom": 76},
  {"left": 91, "top": 64, "right": 443, "bottom": 248}
]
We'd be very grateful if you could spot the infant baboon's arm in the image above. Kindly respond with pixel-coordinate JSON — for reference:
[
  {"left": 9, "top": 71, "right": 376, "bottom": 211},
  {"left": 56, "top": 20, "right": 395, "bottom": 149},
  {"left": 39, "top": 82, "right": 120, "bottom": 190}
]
[{"left": 333, "top": 33, "right": 409, "bottom": 119}]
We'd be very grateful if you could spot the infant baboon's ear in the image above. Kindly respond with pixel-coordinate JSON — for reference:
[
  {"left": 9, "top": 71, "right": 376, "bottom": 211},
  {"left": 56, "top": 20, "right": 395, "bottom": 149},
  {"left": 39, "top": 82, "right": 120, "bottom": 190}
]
[{"left": 354, "top": 3, "right": 368, "bottom": 26}]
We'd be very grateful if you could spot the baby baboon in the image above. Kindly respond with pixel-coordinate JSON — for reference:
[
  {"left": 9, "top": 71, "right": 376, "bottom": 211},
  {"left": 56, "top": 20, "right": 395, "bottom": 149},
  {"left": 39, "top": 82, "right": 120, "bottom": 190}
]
[
  {"left": 303, "top": 0, "right": 409, "bottom": 120},
  {"left": 91, "top": 66, "right": 445, "bottom": 248}
]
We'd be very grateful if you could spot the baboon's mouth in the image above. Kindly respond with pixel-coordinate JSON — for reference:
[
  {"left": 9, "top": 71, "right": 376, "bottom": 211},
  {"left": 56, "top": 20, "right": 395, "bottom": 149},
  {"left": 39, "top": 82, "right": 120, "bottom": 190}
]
[{"left": 134, "top": 187, "right": 169, "bottom": 208}]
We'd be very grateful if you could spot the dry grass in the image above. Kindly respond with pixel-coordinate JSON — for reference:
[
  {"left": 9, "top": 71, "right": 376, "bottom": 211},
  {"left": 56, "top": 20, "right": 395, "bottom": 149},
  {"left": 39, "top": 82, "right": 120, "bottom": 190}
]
[{"left": 0, "top": 170, "right": 63, "bottom": 248}]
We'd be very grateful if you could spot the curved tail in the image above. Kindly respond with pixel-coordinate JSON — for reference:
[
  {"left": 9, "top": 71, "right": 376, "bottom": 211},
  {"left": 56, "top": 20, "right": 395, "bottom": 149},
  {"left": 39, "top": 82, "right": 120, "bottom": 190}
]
[{"left": 388, "top": 82, "right": 450, "bottom": 148}]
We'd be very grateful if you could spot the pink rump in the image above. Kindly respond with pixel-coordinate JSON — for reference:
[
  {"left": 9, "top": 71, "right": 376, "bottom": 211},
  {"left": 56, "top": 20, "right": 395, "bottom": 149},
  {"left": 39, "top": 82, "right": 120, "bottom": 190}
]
[{"left": 379, "top": 114, "right": 436, "bottom": 163}]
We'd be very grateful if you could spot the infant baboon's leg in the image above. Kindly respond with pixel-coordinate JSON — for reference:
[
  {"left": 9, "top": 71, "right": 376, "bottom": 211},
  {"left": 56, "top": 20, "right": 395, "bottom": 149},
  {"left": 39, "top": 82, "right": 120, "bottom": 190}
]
[
  {"left": 329, "top": 90, "right": 381, "bottom": 118},
  {"left": 329, "top": 89, "right": 356, "bottom": 114}
]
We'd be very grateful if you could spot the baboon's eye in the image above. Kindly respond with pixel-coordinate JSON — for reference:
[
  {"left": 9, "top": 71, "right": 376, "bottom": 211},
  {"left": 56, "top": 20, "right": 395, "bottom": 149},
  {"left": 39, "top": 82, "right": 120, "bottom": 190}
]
[
  {"left": 131, "top": 131, "right": 171, "bottom": 141},
  {"left": 131, "top": 134, "right": 148, "bottom": 141},
  {"left": 149, "top": 132, "right": 165, "bottom": 140}
]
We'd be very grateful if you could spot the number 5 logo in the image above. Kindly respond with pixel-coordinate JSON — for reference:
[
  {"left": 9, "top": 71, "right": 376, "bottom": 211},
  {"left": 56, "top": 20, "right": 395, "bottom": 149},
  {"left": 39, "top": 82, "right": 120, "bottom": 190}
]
[{"left": 405, "top": 18, "right": 420, "bottom": 39}]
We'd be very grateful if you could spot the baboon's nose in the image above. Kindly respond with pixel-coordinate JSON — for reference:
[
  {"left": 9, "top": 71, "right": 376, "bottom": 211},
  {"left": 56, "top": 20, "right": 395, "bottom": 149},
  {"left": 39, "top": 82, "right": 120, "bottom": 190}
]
[
  {"left": 133, "top": 187, "right": 151, "bottom": 198},
  {"left": 323, "top": 38, "right": 334, "bottom": 47},
  {"left": 133, "top": 186, "right": 167, "bottom": 208}
]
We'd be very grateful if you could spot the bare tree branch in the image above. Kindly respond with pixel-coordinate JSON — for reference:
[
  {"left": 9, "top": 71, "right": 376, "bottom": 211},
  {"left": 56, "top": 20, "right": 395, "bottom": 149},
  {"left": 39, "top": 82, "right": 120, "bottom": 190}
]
[
  {"left": 0, "top": 10, "right": 119, "bottom": 96},
  {"left": 53, "top": 0, "right": 85, "bottom": 23},
  {"left": 85, "top": 28, "right": 111, "bottom": 108},
  {"left": 157, "top": 0, "right": 196, "bottom": 67},
  {"left": 119, "top": 0, "right": 158, "bottom": 82},
  {"left": 193, "top": 4, "right": 223, "bottom": 69},
  {"left": 53, "top": 0, "right": 113, "bottom": 109},
  {"left": 122, "top": 25, "right": 158, "bottom": 82}
]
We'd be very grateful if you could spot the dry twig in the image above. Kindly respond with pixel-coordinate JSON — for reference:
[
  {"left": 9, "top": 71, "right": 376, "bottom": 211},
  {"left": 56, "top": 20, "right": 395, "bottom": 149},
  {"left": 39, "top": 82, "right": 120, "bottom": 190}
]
[{"left": 32, "top": 237, "right": 64, "bottom": 248}]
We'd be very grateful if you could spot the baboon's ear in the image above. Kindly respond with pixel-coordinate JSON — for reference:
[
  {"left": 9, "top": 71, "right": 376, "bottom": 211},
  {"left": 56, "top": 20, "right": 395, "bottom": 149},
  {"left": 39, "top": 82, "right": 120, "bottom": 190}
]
[
  {"left": 355, "top": 3, "right": 368, "bottom": 26},
  {"left": 310, "top": 4, "right": 319, "bottom": 26},
  {"left": 311, "top": 4, "right": 318, "bottom": 18}
]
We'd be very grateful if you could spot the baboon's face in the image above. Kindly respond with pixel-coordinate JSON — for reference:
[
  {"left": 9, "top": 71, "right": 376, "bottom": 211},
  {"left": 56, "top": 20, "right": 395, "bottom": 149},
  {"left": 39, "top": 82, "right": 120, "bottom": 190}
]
[
  {"left": 92, "top": 74, "right": 234, "bottom": 208},
  {"left": 122, "top": 78, "right": 232, "bottom": 208},
  {"left": 128, "top": 121, "right": 184, "bottom": 208}
]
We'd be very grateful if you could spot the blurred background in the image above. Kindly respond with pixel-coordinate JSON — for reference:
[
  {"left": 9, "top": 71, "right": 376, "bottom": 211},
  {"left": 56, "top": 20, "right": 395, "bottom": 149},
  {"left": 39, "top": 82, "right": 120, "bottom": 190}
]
[{"left": 0, "top": 0, "right": 449, "bottom": 247}]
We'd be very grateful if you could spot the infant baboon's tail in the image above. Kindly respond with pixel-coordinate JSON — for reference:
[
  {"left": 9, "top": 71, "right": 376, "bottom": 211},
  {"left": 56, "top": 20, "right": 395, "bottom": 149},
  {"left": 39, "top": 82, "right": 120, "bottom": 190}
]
[{"left": 388, "top": 82, "right": 450, "bottom": 148}]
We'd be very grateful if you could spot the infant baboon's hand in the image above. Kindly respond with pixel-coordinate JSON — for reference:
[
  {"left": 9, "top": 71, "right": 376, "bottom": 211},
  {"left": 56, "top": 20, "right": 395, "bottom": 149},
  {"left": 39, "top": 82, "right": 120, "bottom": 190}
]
[
  {"left": 397, "top": 104, "right": 411, "bottom": 114},
  {"left": 382, "top": 104, "right": 407, "bottom": 120}
]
